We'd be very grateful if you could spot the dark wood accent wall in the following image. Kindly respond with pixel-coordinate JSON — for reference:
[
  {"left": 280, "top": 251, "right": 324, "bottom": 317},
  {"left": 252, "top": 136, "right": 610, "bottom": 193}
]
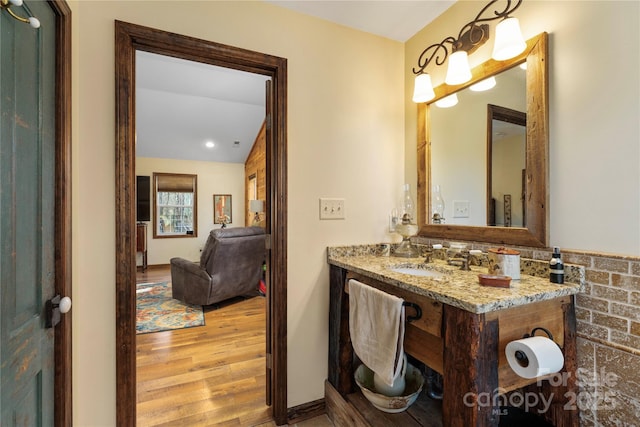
[{"left": 245, "top": 120, "right": 266, "bottom": 226}]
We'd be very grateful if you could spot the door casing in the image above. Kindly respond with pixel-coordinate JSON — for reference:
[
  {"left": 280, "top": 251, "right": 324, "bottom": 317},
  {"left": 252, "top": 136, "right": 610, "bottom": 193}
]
[
  {"left": 50, "top": 1, "right": 73, "bottom": 425},
  {"left": 114, "top": 21, "right": 288, "bottom": 426}
]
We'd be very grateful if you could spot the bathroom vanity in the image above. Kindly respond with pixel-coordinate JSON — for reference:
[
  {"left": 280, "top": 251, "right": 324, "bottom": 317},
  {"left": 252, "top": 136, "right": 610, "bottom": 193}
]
[{"left": 326, "top": 245, "right": 583, "bottom": 427}]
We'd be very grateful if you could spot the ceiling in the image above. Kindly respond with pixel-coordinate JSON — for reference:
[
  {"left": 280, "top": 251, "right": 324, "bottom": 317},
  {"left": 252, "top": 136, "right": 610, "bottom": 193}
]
[
  {"left": 136, "top": 1, "right": 455, "bottom": 163},
  {"left": 265, "top": 0, "right": 455, "bottom": 42}
]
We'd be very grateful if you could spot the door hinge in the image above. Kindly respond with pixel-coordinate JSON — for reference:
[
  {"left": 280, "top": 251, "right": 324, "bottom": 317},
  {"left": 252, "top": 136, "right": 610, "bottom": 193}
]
[
  {"left": 266, "top": 113, "right": 272, "bottom": 130},
  {"left": 266, "top": 353, "right": 273, "bottom": 369}
]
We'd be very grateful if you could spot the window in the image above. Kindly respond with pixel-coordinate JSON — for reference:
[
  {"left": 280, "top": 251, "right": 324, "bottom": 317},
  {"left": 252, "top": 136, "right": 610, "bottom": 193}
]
[{"left": 153, "top": 173, "right": 197, "bottom": 238}]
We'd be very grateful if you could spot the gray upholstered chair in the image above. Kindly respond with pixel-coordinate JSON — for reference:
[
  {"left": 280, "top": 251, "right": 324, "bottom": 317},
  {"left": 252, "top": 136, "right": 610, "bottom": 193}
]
[{"left": 170, "top": 226, "right": 265, "bottom": 306}]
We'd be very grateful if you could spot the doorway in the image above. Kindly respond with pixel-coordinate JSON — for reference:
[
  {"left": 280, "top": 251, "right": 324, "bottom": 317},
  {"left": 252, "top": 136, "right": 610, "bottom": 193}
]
[{"left": 115, "top": 21, "right": 288, "bottom": 426}]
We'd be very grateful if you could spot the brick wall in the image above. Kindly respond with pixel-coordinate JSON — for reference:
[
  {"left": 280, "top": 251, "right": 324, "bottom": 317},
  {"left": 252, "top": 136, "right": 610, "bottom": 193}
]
[
  {"left": 413, "top": 237, "right": 640, "bottom": 425},
  {"left": 563, "top": 250, "right": 640, "bottom": 426}
]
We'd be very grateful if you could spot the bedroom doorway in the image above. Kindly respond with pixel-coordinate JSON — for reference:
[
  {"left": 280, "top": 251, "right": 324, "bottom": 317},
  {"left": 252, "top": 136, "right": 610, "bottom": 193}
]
[{"left": 114, "top": 21, "right": 288, "bottom": 426}]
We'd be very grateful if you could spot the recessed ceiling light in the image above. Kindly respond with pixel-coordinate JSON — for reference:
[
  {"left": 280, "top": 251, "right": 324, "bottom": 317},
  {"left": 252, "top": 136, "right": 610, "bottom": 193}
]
[{"left": 205, "top": 141, "right": 215, "bottom": 148}]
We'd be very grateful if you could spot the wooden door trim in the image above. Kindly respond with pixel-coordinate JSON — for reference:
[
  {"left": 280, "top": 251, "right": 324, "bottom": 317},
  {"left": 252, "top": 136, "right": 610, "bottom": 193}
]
[
  {"left": 114, "top": 21, "right": 288, "bottom": 426},
  {"left": 50, "top": 0, "right": 73, "bottom": 425}
]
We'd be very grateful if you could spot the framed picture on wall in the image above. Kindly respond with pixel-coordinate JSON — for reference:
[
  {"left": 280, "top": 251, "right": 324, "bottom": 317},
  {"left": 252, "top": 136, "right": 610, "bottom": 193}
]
[{"left": 213, "top": 194, "right": 232, "bottom": 225}]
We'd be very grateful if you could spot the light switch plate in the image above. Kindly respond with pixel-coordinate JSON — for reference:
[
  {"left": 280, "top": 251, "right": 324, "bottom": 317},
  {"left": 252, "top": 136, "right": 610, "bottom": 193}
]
[
  {"left": 319, "top": 198, "right": 345, "bottom": 220},
  {"left": 453, "top": 200, "right": 470, "bottom": 218}
]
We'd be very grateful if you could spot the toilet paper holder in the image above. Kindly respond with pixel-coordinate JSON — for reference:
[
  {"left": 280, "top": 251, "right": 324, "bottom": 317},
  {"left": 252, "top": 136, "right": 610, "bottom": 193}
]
[{"left": 513, "top": 327, "right": 560, "bottom": 368}]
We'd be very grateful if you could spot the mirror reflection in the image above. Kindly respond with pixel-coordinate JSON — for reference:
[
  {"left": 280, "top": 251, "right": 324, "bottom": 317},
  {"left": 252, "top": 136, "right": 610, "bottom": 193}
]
[
  {"left": 487, "top": 103, "right": 526, "bottom": 227},
  {"left": 430, "top": 65, "right": 525, "bottom": 227}
]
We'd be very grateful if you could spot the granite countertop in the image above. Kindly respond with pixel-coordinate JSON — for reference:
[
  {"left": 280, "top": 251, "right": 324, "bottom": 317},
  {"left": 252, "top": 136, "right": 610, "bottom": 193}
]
[{"left": 327, "top": 245, "right": 584, "bottom": 314}]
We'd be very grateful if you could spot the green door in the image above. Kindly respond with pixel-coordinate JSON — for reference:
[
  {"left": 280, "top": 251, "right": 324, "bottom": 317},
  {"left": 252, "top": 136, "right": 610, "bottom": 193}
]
[{"left": 1, "top": 1, "right": 57, "bottom": 425}]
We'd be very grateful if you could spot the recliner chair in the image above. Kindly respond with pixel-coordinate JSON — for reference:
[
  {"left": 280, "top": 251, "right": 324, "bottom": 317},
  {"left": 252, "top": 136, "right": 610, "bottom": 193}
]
[{"left": 170, "top": 226, "right": 265, "bottom": 306}]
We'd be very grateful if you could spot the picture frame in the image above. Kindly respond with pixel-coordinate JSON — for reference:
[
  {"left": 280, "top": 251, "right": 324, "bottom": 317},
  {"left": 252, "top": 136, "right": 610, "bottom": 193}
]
[{"left": 213, "top": 194, "right": 232, "bottom": 224}]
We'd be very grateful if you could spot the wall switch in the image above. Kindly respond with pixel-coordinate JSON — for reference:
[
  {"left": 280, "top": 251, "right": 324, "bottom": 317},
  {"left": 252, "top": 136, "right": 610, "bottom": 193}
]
[
  {"left": 453, "top": 200, "right": 470, "bottom": 218},
  {"left": 319, "top": 198, "right": 345, "bottom": 220}
]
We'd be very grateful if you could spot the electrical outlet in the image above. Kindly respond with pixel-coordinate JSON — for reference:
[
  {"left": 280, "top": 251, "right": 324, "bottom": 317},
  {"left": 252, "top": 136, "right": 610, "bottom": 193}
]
[
  {"left": 453, "top": 200, "right": 470, "bottom": 218},
  {"left": 319, "top": 198, "right": 345, "bottom": 220}
]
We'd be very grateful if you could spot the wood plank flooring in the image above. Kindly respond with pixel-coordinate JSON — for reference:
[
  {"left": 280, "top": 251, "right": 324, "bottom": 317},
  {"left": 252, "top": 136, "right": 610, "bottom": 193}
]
[{"left": 136, "top": 266, "right": 272, "bottom": 426}]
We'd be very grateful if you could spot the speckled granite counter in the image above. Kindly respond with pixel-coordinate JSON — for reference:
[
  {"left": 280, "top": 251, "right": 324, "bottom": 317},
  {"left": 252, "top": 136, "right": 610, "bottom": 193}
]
[{"left": 327, "top": 244, "right": 584, "bottom": 314}]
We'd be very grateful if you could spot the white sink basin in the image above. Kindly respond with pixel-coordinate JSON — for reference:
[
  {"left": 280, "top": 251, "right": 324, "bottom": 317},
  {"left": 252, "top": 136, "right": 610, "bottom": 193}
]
[{"left": 388, "top": 267, "right": 444, "bottom": 279}]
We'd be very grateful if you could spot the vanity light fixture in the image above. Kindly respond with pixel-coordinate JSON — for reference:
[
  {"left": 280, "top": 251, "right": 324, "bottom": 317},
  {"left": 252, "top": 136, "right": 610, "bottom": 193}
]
[
  {"left": 249, "top": 199, "right": 264, "bottom": 225},
  {"left": 412, "top": 0, "right": 524, "bottom": 103},
  {"left": 469, "top": 76, "right": 497, "bottom": 92},
  {"left": 434, "top": 94, "right": 458, "bottom": 108},
  {"left": 1, "top": 0, "right": 40, "bottom": 28}
]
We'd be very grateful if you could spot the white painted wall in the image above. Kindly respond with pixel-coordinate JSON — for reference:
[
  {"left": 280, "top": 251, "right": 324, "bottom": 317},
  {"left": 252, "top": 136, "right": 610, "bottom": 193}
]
[
  {"left": 71, "top": 1, "right": 404, "bottom": 424},
  {"left": 136, "top": 157, "right": 245, "bottom": 265},
  {"left": 405, "top": 1, "right": 640, "bottom": 255}
]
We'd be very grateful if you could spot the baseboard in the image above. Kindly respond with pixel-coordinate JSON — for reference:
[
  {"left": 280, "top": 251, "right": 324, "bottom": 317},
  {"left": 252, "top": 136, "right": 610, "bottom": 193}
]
[
  {"left": 145, "top": 263, "right": 171, "bottom": 270},
  {"left": 287, "top": 397, "right": 326, "bottom": 424}
]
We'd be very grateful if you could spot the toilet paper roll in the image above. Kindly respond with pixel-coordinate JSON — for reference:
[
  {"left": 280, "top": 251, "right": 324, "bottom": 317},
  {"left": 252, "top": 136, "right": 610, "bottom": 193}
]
[{"left": 505, "top": 336, "right": 564, "bottom": 379}]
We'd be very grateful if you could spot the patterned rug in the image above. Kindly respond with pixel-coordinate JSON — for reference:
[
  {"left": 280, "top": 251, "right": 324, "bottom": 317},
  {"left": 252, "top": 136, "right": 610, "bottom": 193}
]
[{"left": 136, "top": 281, "right": 205, "bottom": 334}]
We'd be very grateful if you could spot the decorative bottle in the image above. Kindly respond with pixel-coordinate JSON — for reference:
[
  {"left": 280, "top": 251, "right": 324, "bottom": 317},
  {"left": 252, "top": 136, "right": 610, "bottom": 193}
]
[
  {"left": 393, "top": 184, "right": 419, "bottom": 258},
  {"left": 549, "top": 247, "right": 564, "bottom": 284}
]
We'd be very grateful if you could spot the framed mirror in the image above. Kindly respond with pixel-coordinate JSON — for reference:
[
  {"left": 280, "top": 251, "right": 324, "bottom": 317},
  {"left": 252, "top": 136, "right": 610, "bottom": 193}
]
[{"left": 417, "top": 32, "right": 548, "bottom": 247}]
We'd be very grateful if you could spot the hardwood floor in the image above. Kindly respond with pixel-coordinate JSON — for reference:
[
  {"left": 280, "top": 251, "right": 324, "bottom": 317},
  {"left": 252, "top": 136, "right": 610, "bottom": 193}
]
[{"left": 136, "top": 266, "right": 272, "bottom": 426}]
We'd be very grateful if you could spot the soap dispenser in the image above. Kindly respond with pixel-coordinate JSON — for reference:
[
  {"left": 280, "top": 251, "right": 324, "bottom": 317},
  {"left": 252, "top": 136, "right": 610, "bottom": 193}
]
[{"left": 549, "top": 247, "right": 564, "bottom": 284}]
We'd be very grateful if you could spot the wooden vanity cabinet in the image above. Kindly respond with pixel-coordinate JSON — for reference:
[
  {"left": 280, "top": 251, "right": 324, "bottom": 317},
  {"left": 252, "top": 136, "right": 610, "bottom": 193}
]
[{"left": 328, "top": 265, "right": 579, "bottom": 427}]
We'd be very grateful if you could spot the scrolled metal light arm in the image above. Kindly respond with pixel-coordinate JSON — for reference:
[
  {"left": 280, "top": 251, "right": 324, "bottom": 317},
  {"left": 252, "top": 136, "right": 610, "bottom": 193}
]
[{"left": 412, "top": 0, "right": 522, "bottom": 76}]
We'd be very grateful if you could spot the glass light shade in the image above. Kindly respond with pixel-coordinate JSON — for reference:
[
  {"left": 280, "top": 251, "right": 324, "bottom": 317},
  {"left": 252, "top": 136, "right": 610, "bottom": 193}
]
[
  {"left": 445, "top": 50, "right": 472, "bottom": 85},
  {"left": 435, "top": 94, "right": 458, "bottom": 108},
  {"left": 249, "top": 199, "right": 264, "bottom": 213},
  {"left": 491, "top": 17, "right": 526, "bottom": 61},
  {"left": 412, "top": 74, "right": 436, "bottom": 103},
  {"left": 432, "top": 185, "right": 445, "bottom": 224},
  {"left": 469, "top": 76, "right": 497, "bottom": 92},
  {"left": 393, "top": 184, "right": 419, "bottom": 257}
]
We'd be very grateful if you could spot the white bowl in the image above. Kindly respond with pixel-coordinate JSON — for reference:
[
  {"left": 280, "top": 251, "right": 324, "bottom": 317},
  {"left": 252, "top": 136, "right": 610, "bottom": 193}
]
[{"left": 354, "top": 362, "right": 425, "bottom": 413}]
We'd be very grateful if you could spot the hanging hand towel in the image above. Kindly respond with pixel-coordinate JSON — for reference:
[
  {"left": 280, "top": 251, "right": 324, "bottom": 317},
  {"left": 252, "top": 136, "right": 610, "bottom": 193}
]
[{"left": 348, "top": 279, "right": 405, "bottom": 386}]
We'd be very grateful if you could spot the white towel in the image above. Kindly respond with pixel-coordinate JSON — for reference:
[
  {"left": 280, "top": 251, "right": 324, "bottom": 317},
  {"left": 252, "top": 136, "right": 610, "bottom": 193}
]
[{"left": 348, "top": 279, "right": 405, "bottom": 387}]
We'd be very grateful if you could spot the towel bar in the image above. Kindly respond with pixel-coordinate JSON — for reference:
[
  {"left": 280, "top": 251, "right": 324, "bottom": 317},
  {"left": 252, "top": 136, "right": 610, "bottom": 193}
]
[{"left": 403, "top": 301, "right": 422, "bottom": 323}]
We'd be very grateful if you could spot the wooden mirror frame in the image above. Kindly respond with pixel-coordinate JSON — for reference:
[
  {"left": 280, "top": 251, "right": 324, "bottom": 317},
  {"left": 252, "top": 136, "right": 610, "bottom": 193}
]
[{"left": 417, "top": 32, "right": 548, "bottom": 247}]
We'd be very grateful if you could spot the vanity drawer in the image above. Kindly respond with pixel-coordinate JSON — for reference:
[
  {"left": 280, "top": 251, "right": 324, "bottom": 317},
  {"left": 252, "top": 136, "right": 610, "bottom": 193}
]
[
  {"left": 345, "top": 272, "right": 445, "bottom": 375},
  {"left": 345, "top": 272, "right": 443, "bottom": 338}
]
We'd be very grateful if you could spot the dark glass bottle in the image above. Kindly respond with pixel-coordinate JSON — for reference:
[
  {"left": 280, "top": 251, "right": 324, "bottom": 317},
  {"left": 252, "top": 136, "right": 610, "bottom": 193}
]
[{"left": 549, "top": 247, "right": 564, "bottom": 284}]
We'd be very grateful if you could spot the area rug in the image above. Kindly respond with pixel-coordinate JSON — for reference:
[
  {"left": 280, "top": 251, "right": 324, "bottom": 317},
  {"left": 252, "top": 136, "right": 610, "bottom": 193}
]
[{"left": 136, "top": 281, "right": 205, "bottom": 334}]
